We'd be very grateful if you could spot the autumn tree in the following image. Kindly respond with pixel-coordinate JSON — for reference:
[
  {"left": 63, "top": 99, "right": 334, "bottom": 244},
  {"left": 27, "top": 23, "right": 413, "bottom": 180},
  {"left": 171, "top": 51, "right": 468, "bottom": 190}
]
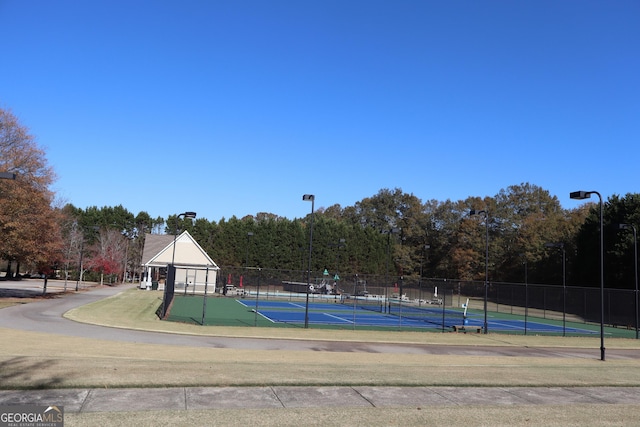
[
  {"left": 491, "top": 183, "right": 566, "bottom": 282},
  {"left": 0, "top": 108, "right": 61, "bottom": 277},
  {"left": 85, "top": 228, "right": 128, "bottom": 285},
  {"left": 60, "top": 204, "right": 159, "bottom": 283}
]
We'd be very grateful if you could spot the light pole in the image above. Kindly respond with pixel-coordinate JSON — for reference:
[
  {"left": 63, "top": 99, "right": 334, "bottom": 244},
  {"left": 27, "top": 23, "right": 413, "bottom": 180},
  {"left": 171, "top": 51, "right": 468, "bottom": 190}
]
[
  {"left": 121, "top": 226, "right": 131, "bottom": 284},
  {"left": 330, "top": 238, "right": 346, "bottom": 296},
  {"left": 616, "top": 223, "right": 638, "bottom": 339},
  {"left": 419, "top": 244, "right": 430, "bottom": 306},
  {"left": 545, "top": 242, "right": 566, "bottom": 336},
  {"left": 520, "top": 253, "right": 528, "bottom": 335},
  {"left": 254, "top": 267, "right": 262, "bottom": 327},
  {"left": 246, "top": 232, "right": 254, "bottom": 269},
  {"left": 382, "top": 228, "right": 400, "bottom": 313},
  {"left": 76, "top": 234, "right": 86, "bottom": 292},
  {"left": 302, "top": 194, "right": 315, "bottom": 329},
  {"left": 570, "top": 190, "right": 605, "bottom": 361},
  {"left": 470, "top": 209, "right": 489, "bottom": 334},
  {"left": 164, "top": 212, "right": 196, "bottom": 317},
  {"left": 245, "top": 231, "right": 254, "bottom": 297},
  {"left": 171, "top": 212, "right": 197, "bottom": 267},
  {"left": 75, "top": 225, "right": 99, "bottom": 291}
]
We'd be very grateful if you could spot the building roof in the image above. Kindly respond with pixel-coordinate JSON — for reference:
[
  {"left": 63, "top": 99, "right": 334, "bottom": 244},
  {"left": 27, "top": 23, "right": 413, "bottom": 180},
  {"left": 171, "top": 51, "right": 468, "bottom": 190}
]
[
  {"left": 140, "top": 234, "right": 174, "bottom": 266},
  {"left": 141, "top": 231, "right": 219, "bottom": 269}
]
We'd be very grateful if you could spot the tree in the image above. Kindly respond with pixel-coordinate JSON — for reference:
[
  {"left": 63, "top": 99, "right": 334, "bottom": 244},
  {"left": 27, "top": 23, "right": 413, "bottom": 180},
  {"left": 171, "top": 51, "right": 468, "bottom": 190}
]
[
  {"left": 605, "top": 193, "right": 640, "bottom": 289},
  {"left": 0, "top": 108, "right": 61, "bottom": 277},
  {"left": 492, "top": 183, "right": 566, "bottom": 282},
  {"left": 349, "top": 188, "right": 426, "bottom": 277},
  {"left": 59, "top": 204, "right": 158, "bottom": 284},
  {"left": 39, "top": 179, "right": 634, "bottom": 295},
  {"left": 573, "top": 193, "right": 640, "bottom": 289},
  {"left": 352, "top": 188, "right": 405, "bottom": 230},
  {"left": 85, "top": 228, "right": 127, "bottom": 285}
]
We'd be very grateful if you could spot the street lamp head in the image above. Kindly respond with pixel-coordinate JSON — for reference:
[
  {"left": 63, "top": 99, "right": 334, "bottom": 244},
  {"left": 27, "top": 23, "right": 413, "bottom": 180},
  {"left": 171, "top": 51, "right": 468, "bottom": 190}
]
[
  {"left": 545, "top": 242, "right": 564, "bottom": 249},
  {"left": 180, "top": 211, "right": 197, "bottom": 219},
  {"left": 616, "top": 223, "right": 631, "bottom": 231},
  {"left": 302, "top": 194, "right": 315, "bottom": 202},
  {"left": 569, "top": 191, "right": 591, "bottom": 200},
  {"left": 247, "top": 231, "right": 254, "bottom": 237},
  {"left": 470, "top": 209, "right": 486, "bottom": 216},
  {"left": 382, "top": 227, "right": 400, "bottom": 235},
  {"left": 0, "top": 172, "right": 16, "bottom": 180}
]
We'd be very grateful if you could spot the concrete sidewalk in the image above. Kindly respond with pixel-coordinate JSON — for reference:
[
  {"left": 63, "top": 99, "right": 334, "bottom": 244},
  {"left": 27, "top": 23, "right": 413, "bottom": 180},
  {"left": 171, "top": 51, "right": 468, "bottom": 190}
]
[{"left": 1, "top": 386, "right": 639, "bottom": 413}]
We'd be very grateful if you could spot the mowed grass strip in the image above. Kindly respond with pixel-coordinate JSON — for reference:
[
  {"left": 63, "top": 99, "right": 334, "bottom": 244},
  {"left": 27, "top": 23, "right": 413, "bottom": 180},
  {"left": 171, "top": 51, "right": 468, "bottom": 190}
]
[
  {"left": 0, "top": 288, "right": 632, "bottom": 389},
  {"left": 2, "top": 325, "right": 640, "bottom": 390},
  {"left": 64, "top": 405, "right": 640, "bottom": 427},
  {"left": 65, "top": 288, "right": 640, "bottom": 348}
]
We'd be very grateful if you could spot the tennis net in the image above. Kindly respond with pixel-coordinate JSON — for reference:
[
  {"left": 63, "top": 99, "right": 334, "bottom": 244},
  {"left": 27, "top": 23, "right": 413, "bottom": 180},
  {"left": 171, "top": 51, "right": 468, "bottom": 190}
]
[
  {"left": 388, "top": 301, "right": 463, "bottom": 327},
  {"left": 345, "top": 295, "right": 464, "bottom": 328}
]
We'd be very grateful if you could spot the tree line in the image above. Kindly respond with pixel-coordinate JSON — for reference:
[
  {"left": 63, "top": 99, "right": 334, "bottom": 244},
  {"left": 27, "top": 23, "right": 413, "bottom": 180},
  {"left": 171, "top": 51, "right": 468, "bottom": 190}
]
[
  {"left": 59, "top": 187, "right": 640, "bottom": 290},
  {"left": 1, "top": 107, "right": 639, "bottom": 289}
]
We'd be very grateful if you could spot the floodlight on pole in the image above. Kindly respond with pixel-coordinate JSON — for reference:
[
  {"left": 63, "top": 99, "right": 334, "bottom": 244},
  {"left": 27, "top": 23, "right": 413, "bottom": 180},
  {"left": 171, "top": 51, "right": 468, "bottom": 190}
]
[
  {"left": 171, "top": 212, "right": 197, "bottom": 267},
  {"left": 545, "top": 242, "right": 566, "bottom": 336},
  {"left": 0, "top": 172, "right": 16, "bottom": 180},
  {"left": 302, "top": 194, "right": 315, "bottom": 329},
  {"left": 616, "top": 223, "right": 638, "bottom": 339},
  {"left": 470, "top": 209, "right": 489, "bottom": 334},
  {"left": 570, "top": 190, "right": 605, "bottom": 360}
]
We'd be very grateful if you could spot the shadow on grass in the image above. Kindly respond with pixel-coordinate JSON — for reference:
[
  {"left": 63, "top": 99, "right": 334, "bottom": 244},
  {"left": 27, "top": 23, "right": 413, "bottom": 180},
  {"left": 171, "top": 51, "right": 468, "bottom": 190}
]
[
  {"left": 0, "top": 288, "right": 67, "bottom": 299},
  {"left": 0, "top": 357, "right": 70, "bottom": 390}
]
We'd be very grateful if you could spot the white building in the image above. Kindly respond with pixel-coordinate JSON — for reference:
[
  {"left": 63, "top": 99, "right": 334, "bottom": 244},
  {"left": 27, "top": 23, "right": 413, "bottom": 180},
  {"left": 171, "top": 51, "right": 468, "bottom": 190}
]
[{"left": 140, "top": 231, "right": 219, "bottom": 293}]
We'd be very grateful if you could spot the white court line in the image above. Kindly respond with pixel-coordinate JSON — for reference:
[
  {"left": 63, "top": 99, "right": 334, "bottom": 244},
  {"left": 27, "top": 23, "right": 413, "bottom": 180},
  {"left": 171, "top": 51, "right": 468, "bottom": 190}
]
[
  {"left": 253, "top": 309, "right": 276, "bottom": 323},
  {"left": 287, "top": 302, "right": 306, "bottom": 309},
  {"left": 323, "top": 312, "right": 353, "bottom": 323}
]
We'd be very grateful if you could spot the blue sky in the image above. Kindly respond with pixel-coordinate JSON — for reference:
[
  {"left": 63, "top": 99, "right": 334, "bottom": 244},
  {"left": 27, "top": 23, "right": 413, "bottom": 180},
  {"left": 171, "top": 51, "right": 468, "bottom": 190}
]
[{"left": 1, "top": 1, "right": 638, "bottom": 222}]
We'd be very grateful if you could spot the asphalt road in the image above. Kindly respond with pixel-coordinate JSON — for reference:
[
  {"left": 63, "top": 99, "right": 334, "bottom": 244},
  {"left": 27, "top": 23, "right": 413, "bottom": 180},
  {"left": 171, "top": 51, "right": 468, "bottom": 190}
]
[{"left": 0, "top": 280, "right": 639, "bottom": 360}]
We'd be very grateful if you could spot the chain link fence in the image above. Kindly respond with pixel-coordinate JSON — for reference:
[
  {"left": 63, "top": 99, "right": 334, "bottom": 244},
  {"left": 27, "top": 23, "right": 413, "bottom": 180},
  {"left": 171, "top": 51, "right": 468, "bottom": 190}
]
[{"left": 169, "top": 265, "right": 638, "bottom": 336}]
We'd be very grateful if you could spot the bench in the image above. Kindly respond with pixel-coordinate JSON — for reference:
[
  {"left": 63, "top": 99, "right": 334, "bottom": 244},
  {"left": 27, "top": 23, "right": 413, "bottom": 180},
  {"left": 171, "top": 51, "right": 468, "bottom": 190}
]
[{"left": 452, "top": 325, "right": 482, "bottom": 333}]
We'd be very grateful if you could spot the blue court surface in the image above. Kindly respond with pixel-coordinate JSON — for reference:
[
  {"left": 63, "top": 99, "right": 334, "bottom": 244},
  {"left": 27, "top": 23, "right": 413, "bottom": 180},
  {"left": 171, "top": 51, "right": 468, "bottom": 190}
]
[{"left": 236, "top": 299, "right": 598, "bottom": 334}]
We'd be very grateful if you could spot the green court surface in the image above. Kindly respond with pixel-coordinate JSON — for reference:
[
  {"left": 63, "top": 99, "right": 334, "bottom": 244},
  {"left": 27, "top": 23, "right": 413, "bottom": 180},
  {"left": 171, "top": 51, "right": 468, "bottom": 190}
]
[
  {"left": 167, "top": 295, "right": 295, "bottom": 328},
  {"left": 166, "top": 294, "right": 639, "bottom": 338}
]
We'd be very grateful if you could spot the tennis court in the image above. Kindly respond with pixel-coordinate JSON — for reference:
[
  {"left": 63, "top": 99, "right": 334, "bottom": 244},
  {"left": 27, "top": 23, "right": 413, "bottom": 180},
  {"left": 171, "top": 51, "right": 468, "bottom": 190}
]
[
  {"left": 165, "top": 290, "right": 631, "bottom": 336},
  {"left": 236, "top": 299, "right": 599, "bottom": 334}
]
